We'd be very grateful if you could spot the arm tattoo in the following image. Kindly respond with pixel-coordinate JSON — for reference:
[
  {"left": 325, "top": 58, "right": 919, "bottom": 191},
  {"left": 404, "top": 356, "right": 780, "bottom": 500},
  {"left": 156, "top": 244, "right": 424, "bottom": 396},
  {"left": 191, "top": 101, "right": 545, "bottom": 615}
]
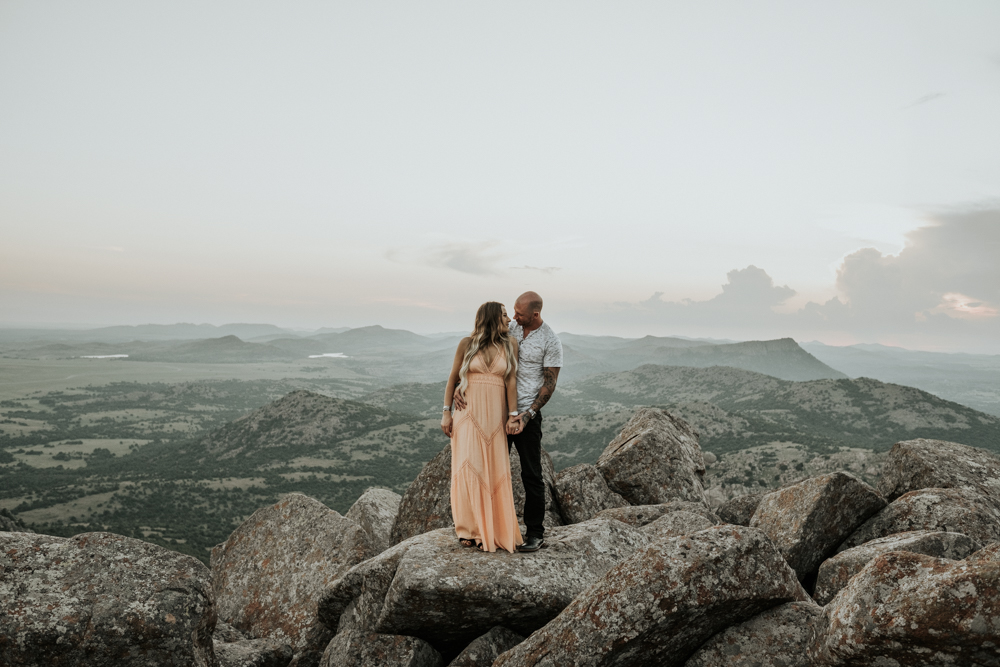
[{"left": 530, "top": 367, "right": 560, "bottom": 413}]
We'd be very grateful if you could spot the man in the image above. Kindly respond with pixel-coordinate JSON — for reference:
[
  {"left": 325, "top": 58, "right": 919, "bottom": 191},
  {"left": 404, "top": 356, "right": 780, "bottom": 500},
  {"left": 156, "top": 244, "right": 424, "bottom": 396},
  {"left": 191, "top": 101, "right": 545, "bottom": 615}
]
[{"left": 455, "top": 290, "right": 562, "bottom": 552}]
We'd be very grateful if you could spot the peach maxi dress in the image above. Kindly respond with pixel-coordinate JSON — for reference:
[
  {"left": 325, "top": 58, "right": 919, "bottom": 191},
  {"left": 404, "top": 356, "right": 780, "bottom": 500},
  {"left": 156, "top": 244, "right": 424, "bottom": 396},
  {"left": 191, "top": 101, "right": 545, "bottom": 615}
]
[{"left": 451, "top": 348, "right": 524, "bottom": 553}]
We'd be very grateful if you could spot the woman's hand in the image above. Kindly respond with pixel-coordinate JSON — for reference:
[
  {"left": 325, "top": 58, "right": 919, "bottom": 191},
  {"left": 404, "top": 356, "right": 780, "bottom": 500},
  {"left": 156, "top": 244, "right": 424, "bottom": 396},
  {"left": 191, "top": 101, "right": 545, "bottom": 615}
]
[
  {"left": 441, "top": 411, "right": 453, "bottom": 437},
  {"left": 505, "top": 415, "right": 522, "bottom": 435}
]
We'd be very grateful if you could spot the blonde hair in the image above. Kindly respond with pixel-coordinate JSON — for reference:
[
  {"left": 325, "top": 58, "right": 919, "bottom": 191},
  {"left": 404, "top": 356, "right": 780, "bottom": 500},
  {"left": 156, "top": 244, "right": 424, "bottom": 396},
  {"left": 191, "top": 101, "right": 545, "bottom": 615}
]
[{"left": 457, "top": 301, "right": 517, "bottom": 396}]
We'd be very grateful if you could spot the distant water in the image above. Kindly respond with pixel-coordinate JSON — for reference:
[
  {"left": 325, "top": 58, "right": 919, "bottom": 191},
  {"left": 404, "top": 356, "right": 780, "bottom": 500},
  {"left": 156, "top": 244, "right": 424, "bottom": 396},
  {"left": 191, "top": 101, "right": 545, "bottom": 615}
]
[
  {"left": 80, "top": 354, "right": 129, "bottom": 358},
  {"left": 308, "top": 353, "right": 349, "bottom": 358}
]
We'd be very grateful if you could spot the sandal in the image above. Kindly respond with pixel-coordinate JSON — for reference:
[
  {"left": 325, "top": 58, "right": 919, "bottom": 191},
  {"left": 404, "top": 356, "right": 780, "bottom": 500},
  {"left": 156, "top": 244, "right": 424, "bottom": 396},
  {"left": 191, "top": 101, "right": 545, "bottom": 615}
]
[{"left": 459, "top": 538, "right": 475, "bottom": 548}]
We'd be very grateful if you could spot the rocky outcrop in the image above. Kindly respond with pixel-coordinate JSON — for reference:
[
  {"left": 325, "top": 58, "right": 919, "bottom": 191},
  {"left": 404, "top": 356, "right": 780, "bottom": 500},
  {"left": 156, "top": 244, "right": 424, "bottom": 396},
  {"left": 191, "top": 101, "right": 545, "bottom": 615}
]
[
  {"left": 447, "top": 626, "right": 524, "bottom": 667},
  {"left": 595, "top": 407, "right": 708, "bottom": 506},
  {"left": 966, "top": 542, "right": 1000, "bottom": 564},
  {"left": 716, "top": 491, "right": 765, "bottom": 526},
  {"left": 0, "top": 531, "right": 217, "bottom": 667},
  {"left": 320, "top": 520, "right": 650, "bottom": 654},
  {"left": 877, "top": 438, "right": 1000, "bottom": 502},
  {"left": 493, "top": 525, "right": 809, "bottom": 667},
  {"left": 838, "top": 487, "right": 1000, "bottom": 552},
  {"left": 211, "top": 493, "right": 374, "bottom": 666},
  {"left": 319, "top": 630, "right": 442, "bottom": 667},
  {"left": 643, "top": 511, "right": 717, "bottom": 540},
  {"left": 814, "top": 530, "right": 981, "bottom": 605},
  {"left": 553, "top": 463, "right": 628, "bottom": 524},
  {"left": 684, "top": 601, "right": 823, "bottom": 667},
  {"left": 391, "top": 444, "right": 562, "bottom": 546},
  {"left": 813, "top": 551, "right": 1000, "bottom": 665},
  {"left": 214, "top": 638, "right": 294, "bottom": 667},
  {"left": 595, "top": 501, "right": 719, "bottom": 528},
  {"left": 346, "top": 487, "right": 402, "bottom": 555},
  {"left": 749, "top": 472, "right": 885, "bottom": 580},
  {"left": 0, "top": 508, "right": 32, "bottom": 533}
]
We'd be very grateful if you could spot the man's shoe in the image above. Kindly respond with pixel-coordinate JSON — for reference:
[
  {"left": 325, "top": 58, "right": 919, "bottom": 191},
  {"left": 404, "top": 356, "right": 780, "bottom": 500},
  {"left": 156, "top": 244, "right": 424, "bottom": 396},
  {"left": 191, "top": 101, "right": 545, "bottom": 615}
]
[{"left": 518, "top": 536, "right": 544, "bottom": 553}]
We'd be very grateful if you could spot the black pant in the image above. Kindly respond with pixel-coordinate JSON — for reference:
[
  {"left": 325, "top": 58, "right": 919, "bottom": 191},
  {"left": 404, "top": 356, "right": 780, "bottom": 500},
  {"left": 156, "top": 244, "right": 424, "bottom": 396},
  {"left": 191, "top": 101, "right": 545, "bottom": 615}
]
[{"left": 509, "top": 411, "right": 545, "bottom": 539}]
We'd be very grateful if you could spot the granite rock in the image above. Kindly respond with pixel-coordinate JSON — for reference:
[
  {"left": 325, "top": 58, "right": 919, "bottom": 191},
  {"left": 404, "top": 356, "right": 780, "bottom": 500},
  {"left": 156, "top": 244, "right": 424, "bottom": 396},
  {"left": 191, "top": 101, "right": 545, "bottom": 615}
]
[
  {"left": 595, "top": 501, "right": 719, "bottom": 527},
  {"left": 215, "top": 638, "right": 294, "bottom": 667},
  {"left": 750, "top": 472, "right": 885, "bottom": 580},
  {"left": 684, "top": 601, "right": 823, "bottom": 667},
  {"left": 320, "top": 630, "right": 442, "bottom": 667},
  {"left": 554, "top": 463, "right": 628, "bottom": 524},
  {"left": 211, "top": 493, "right": 374, "bottom": 665},
  {"left": 643, "top": 511, "right": 717, "bottom": 541},
  {"left": 838, "top": 487, "right": 1000, "bottom": 553},
  {"left": 0, "top": 531, "right": 217, "bottom": 667},
  {"left": 814, "top": 551, "right": 1000, "bottom": 665},
  {"left": 346, "top": 487, "right": 402, "bottom": 555},
  {"left": 966, "top": 542, "right": 1000, "bottom": 565},
  {"left": 877, "top": 438, "right": 1000, "bottom": 503},
  {"left": 596, "top": 407, "right": 708, "bottom": 506},
  {"left": 716, "top": 492, "right": 765, "bottom": 526},
  {"left": 493, "top": 525, "right": 810, "bottom": 667},
  {"left": 447, "top": 626, "right": 524, "bottom": 667},
  {"left": 815, "top": 529, "right": 981, "bottom": 605}
]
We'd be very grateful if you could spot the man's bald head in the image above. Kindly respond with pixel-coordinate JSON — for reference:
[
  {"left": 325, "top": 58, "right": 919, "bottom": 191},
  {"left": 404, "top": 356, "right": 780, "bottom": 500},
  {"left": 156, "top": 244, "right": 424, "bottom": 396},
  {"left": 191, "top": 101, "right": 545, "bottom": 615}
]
[{"left": 516, "top": 291, "right": 543, "bottom": 315}]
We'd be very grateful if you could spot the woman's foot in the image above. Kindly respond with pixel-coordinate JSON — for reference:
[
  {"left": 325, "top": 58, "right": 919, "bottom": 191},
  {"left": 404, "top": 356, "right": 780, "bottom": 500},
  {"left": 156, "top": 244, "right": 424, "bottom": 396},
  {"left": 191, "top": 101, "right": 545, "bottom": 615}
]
[{"left": 459, "top": 538, "right": 475, "bottom": 548}]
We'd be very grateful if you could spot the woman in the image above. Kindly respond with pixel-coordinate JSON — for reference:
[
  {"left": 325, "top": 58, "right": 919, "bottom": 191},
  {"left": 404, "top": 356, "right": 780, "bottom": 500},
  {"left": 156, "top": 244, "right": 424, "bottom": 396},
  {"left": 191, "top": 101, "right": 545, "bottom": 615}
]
[{"left": 441, "top": 301, "right": 524, "bottom": 553}]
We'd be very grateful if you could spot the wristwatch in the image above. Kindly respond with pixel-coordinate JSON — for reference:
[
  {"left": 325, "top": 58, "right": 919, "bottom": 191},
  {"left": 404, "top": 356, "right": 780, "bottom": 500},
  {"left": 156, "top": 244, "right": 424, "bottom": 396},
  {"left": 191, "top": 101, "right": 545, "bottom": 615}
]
[{"left": 527, "top": 408, "right": 536, "bottom": 419}]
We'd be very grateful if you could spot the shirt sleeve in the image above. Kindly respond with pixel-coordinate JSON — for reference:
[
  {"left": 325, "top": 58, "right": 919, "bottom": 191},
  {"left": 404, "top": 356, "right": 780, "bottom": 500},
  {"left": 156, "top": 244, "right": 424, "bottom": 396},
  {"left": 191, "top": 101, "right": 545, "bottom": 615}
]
[{"left": 543, "top": 331, "right": 564, "bottom": 368}]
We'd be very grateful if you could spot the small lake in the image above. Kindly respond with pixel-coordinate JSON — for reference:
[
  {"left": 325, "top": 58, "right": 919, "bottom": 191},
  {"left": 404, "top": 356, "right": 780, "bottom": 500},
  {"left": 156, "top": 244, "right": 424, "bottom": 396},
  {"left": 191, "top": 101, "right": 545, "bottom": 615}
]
[
  {"left": 308, "top": 353, "right": 349, "bottom": 358},
  {"left": 80, "top": 355, "right": 129, "bottom": 359}
]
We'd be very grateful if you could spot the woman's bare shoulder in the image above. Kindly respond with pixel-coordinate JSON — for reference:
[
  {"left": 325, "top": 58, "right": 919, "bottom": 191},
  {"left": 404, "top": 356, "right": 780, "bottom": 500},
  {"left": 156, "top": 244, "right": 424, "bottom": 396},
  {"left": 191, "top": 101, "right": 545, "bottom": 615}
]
[{"left": 457, "top": 336, "right": 472, "bottom": 350}]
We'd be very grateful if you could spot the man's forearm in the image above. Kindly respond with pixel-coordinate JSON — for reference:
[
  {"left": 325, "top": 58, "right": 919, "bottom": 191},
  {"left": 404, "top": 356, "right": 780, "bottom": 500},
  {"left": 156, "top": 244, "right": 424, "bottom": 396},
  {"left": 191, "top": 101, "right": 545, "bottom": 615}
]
[{"left": 529, "top": 367, "right": 559, "bottom": 414}]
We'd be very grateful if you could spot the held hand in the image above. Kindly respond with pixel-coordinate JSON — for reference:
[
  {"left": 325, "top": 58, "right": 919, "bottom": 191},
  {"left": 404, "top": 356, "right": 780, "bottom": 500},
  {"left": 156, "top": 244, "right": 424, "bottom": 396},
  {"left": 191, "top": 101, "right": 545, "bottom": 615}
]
[
  {"left": 441, "top": 412, "right": 453, "bottom": 437},
  {"left": 452, "top": 389, "right": 468, "bottom": 411},
  {"left": 505, "top": 415, "right": 521, "bottom": 435}
]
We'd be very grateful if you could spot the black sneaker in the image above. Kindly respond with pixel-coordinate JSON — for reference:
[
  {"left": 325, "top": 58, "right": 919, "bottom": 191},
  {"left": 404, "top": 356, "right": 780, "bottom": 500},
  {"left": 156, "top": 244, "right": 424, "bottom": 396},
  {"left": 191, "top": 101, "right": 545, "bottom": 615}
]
[{"left": 518, "top": 536, "right": 544, "bottom": 553}]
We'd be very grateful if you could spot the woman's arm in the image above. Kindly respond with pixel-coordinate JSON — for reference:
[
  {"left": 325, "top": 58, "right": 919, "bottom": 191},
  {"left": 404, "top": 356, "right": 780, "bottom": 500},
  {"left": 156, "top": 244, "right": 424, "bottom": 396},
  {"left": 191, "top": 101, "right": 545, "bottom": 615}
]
[
  {"left": 505, "top": 340, "right": 521, "bottom": 434},
  {"left": 441, "top": 337, "right": 470, "bottom": 437}
]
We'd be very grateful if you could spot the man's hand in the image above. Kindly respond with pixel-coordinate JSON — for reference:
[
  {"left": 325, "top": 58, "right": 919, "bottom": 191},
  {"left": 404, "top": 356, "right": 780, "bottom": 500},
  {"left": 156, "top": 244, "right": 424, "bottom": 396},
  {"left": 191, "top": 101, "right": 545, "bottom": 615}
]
[
  {"left": 505, "top": 415, "right": 522, "bottom": 435},
  {"left": 452, "top": 389, "right": 467, "bottom": 411}
]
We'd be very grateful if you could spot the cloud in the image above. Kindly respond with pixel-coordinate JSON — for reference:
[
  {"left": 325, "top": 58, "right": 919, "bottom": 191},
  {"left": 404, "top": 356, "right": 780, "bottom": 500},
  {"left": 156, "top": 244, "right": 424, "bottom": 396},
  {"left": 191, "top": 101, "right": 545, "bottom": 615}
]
[
  {"left": 640, "top": 265, "right": 795, "bottom": 316},
  {"left": 388, "top": 240, "right": 509, "bottom": 276},
  {"left": 511, "top": 265, "right": 562, "bottom": 274},
  {"left": 903, "top": 92, "right": 945, "bottom": 109}
]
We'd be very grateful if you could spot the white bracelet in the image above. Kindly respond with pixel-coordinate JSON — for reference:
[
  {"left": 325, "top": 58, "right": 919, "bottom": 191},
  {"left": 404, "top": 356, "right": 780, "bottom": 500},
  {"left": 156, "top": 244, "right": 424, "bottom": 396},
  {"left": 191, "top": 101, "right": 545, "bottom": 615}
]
[
  {"left": 443, "top": 406, "right": 452, "bottom": 411},
  {"left": 509, "top": 412, "right": 518, "bottom": 416}
]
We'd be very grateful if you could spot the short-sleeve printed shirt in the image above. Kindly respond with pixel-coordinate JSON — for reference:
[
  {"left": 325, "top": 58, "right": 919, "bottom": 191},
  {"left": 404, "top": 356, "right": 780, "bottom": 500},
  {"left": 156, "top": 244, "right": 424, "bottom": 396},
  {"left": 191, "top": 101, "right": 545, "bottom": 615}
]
[{"left": 508, "top": 321, "right": 564, "bottom": 412}]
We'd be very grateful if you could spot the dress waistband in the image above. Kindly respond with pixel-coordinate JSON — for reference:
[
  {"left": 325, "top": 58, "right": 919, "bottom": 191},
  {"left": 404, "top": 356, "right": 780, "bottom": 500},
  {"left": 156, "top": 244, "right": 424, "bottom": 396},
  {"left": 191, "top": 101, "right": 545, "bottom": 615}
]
[{"left": 467, "top": 373, "right": 505, "bottom": 386}]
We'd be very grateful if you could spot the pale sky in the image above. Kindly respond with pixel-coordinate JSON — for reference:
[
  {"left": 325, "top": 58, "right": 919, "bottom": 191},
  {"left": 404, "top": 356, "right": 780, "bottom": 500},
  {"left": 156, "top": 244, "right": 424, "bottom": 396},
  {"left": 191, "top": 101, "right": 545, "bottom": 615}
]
[{"left": 2, "top": 2, "right": 999, "bottom": 352}]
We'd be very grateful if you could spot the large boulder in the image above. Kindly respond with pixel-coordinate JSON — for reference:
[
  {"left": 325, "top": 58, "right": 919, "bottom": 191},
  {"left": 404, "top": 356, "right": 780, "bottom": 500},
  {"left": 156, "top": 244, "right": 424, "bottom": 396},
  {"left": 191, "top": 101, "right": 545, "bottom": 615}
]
[
  {"left": 0, "top": 531, "right": 217, "bottom": 667},
  {"left": 214, "top": 638, "right": 293, "bottom": 667},
  {"left": 447, "top": 626, "right": 524, "bottom": 667},
  {"left": 838, "top": 487, "right": 1000, "bottom": 552},
  {"left": 684, "top": 601, "right": 823, "bottom": 667},
  {"left": 814, "top": 530, "right": 981, "bottom": 605},
  {"left": 716, "top": 492, "right": 765, "bottom": 526},
  {"left": 320, "top": 520, "right": 651, "bottom": 654},
  {"left": 493, "top": 525, "right": 810, "bottom": 667},
  {"left": 595, "top": 408, "right": 708, "bottom": 506},
  {"left": 346, "top": 487, "right": 402, "bottom": 555},
  {"left": 595, "top": 501, "right": 719, "bottom": 528},
  {"left": 877, "top": 438, "right": 1000, "bottom": 502},
  {"left": 813, "top": 551, "right": 1000, "bottom": 665},
  {"left": 390, "top": 444, "right": 562, "bottom": 545},
  {"left": 554, "top": 463, "right": 628, "bottom": 524},
  {"left": 966, "top": 542, "right": 1000, "bottom": 564},
  {"left": 749, "top": 472, "right": 885, "bottom": 581},
  {"left": 319, "top": 630, "right": 442, "bottom": 667},
  {"left": 642, "top": 511, "right": 717, "bottom": 541},
  {"left": 211, "top": 493, "right": 374, "bottom": 666}
]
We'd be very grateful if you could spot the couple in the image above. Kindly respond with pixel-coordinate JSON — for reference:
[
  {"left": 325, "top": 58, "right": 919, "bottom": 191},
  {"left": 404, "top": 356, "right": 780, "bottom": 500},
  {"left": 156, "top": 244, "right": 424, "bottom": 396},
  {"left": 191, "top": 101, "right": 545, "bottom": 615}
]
[{"left": 440, "top": 291, "right": 563, "bottom": 554}]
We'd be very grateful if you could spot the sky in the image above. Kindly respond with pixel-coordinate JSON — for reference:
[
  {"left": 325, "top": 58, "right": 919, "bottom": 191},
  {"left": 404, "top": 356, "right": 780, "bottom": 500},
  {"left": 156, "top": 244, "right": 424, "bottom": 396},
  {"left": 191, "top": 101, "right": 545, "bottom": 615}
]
[{"left": 1, "top": 1, "right": 999, "bottom": 352}]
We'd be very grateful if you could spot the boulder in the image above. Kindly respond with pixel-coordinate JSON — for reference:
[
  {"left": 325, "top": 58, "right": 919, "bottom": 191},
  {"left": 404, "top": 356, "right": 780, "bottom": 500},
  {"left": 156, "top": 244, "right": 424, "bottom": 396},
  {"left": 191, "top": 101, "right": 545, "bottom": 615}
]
[
  {"left": 595, "top": 408, "right": 708, "bottom": 506},
  {"left": 596, "top": 501, "right": 719, "bottom": 528},
  {"left": 211, "top": 493, "right": 374, "bottom": 666},
  {"left": 320, "top": 630, "right": 442, "bottom": 667},
  {"left": 215, "top": 638, "right": 294, "bottom": 667},
  {"left": 553, "top": 463, "right": 628, "bottom": 524},
  {"left": 643, "top": 511, "right": 716, "bottom": 541},
  {"left": 447, "top": 626, "right": 524, "bottom": 667},
  {"left": 0, "top": 531, "right": 217, "bottom": 667},
  {"left": 346, "top": 487, "right": 402, "bottom": 555},
  {"left": 684, "top": 601, "right": 823, "bottom": 667},
  {"left": 716, "top": 492, "right": 765, "bottom": 526},
  {"left": 814, "top": 530, "right": 981, "bottom": 605},
  {"left": 320, "top": 520, "right": 651, "bottom": 654},
  {"left": 493, "top": 525, "right": 810, "bottom": 667},
  {"left": 813, "top": 551, "right": 1000, "bottom": 665},
  {"left": 838, "top": 487, "right": 1000, "bottom": 553},
  {"left": 390, "top": 444, "right": 562, "bottom": 545},
  {"left": 877, "top": 438, "right": 1000, "bottom": 502},
  {"left": 749, "top": 472, "right": 885, "bottom": 580},
  {"left": 966, "top": 542, "right": 1000, "bottom": 564},
  {"left": 216, "top": 622, "right": 248, "bottom": 643}
]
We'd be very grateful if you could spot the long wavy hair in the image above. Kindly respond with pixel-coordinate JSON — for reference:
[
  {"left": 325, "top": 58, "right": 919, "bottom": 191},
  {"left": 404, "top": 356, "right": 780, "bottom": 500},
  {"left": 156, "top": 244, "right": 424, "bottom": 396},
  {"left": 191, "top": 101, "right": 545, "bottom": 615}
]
[{"left": 457, "top": 301, "right": 517, "bottom": 396}]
